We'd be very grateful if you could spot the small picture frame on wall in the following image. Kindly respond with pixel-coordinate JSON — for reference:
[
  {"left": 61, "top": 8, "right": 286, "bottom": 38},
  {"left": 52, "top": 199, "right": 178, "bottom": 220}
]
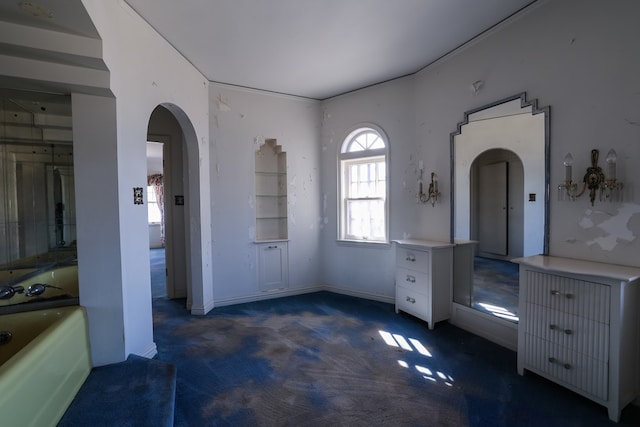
[
  {"left": 133, "top": 187, "right": 144, "bottom": 205},
  {"left": 175, "top": 195, "right": 185, "bottom": 206}
]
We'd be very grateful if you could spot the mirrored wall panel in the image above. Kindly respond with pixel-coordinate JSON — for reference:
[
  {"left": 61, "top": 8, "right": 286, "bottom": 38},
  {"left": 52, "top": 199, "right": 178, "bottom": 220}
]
[
  {"left": 450, "top": 93, "right": 549, "bottom": 322},
  {"left": 0, "top": 90, "right": 77, "bottom": 311}
]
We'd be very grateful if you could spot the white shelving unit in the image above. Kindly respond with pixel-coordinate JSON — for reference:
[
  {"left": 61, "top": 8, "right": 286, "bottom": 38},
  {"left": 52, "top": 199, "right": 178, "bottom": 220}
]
[
  {"left": 255, "top": 139, "right": 288, "bottom": 292},
  {"left": 255, "top": 139, "right": 287, "bottom": 242}
]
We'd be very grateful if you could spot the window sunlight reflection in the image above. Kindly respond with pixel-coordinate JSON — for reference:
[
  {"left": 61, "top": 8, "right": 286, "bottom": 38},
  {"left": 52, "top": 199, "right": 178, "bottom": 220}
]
[
  {"left": 379, "top": 330, "right": 399, "bottom": 347},
  {"left": 415, "top": 365, "right": 432, "bottom": 376},
  {"left": 393, "top": 334, "right": 413, "bottom": 351},
  {"left": 477, "top": 303, "right": 519, "bottom": 322},
  {"left": 379, "top": 330, "right": 454, "bottom": 386},
  {"left": 408, "top": 338, "right": 432, "bottom": 357},
  {"left": 378, "top": 330, "right": 433, "bottom": 356}
]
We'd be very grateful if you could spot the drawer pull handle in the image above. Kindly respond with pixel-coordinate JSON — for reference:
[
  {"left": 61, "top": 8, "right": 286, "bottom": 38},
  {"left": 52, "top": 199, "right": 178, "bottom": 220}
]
[
  {"left": 405, "top": 255, "right": 416, "bottom": 262},
  {"left": 550, "top": 290, "right": 575, "bottom": 299},
  {"left": 549, "top": 324, "right": 573, "bottom": 335},
  {"left": 406, "top": 296, "right": 416, "bottom": 304},
  {"left": 548, "top": 357, "right": 572, "bottom": 370},
  {"left": 406, "top": 275, "right": 416, "bottom": 283}
]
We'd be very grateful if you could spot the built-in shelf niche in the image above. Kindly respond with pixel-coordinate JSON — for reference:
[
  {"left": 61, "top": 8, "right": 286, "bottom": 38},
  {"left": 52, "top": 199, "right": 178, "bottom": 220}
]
[{"left": 255, "top": 139, "right": 287, "bottom": 241}]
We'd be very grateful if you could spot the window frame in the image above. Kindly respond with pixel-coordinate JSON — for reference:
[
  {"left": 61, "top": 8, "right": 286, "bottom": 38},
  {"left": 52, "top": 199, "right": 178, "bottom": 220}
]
[{"left": 338, "top": 125, "right": 389, "bottom": 244}]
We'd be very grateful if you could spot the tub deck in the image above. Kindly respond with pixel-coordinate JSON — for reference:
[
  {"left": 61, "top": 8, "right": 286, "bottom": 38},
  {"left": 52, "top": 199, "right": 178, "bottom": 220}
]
[{"left": 0, "top": 306, "right": 91, "bottom": 426}]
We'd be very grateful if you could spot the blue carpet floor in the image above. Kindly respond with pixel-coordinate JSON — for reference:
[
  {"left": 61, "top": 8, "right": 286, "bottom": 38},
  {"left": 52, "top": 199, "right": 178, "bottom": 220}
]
[
  {"left": 151, "top": 291, "right": 640, "bottom": 426},
  {"left": 59, "top": 354, "right": 176, "bottom": 427},
  {"left": 150, "top": 247, "right": 167, "bottom": 299}
]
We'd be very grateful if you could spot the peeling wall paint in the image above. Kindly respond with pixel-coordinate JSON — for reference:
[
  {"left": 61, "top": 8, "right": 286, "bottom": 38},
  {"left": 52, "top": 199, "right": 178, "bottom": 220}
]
[{"left": 577, "top": 203, "right": 640, "bottom": 251}]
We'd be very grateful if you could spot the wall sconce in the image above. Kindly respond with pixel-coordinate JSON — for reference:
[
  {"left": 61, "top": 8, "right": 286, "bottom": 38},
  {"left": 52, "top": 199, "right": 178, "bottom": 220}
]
[
  {"left": 558, "top": 149, "right": 623, "bottom": 205},
  {"left": 418, "top": 162, "right": 440, "bottom": 206}
]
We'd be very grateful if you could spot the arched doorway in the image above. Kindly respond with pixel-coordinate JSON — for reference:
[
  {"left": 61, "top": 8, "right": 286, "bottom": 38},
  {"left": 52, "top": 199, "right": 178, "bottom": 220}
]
[
  {"left": 146, "top": 103, "right": 208, "bottom": 313},
  {"left": 470, "top": 148, "right": 524, "bottom": 260}
]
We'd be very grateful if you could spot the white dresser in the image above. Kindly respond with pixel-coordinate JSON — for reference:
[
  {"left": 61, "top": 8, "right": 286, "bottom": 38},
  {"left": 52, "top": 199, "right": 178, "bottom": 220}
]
[
  {"left": 514, "top": 255, "right": 640, "bottom": 422},
  {"left": 393, "top": 240, "right": 454, "bottom": 330}
]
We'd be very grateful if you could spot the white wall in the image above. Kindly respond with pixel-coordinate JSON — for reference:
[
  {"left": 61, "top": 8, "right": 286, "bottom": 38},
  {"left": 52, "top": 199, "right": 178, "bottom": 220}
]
[
  {"left": 209, "top": 84, "right": 322, "bottom": 304},
  {"left": 319, "top": 77, "right": 416, "bottom": 301},
  {"left": 317, "top": 0, "right": 640, "bottom": 302},
  {"left": 77, "top": 0, "right": 211, "bottom": 365},
  {"left": 414, "top": 0, "right": 640, "bottom": 267},
  {"left": 7, "top": 0, "right": 640, "bottom": 366}
]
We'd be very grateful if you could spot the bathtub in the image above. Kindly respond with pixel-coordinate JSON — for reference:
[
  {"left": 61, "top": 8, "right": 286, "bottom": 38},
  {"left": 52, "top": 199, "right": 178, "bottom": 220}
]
[
  {"left": 0, "top": 264, "right": 79, "bottom": 310},
  {"left": 0, "top": 306, "right": 91, "bottom": 426}
]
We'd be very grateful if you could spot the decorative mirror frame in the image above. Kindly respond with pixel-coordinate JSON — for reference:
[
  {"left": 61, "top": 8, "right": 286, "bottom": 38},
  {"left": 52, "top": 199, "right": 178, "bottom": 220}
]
[{"left": 449, "top": 92, "right": 550, "bottom": 255}]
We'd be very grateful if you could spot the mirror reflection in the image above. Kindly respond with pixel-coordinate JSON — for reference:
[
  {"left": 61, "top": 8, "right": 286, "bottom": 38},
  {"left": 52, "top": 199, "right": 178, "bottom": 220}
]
[
  {"left": 0, "top": 90, "right": 78, "bottom": 312},
  {"left": 451, "top": 93, "right": 549, "bottom": 323}
]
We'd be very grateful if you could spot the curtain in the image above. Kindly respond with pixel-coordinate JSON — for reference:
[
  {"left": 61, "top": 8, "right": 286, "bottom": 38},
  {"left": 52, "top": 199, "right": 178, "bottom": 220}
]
[{"left": 147, "top": 174, "right": 165, "bottom": 246}]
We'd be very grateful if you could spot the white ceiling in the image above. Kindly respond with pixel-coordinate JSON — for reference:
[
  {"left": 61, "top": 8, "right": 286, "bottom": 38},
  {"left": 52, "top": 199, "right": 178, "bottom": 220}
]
[
  {"left": 124, "top": 0, "right": 538, "bottom": 100},
  {"left": 0, "top": 0, "right": 538, "bottom": 101}
]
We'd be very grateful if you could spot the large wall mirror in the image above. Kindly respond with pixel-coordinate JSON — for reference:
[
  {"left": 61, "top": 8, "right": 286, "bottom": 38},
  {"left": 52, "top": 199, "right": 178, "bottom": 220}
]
[
  {"left": 1, "top": 90, "right": 77, "bottom": 312},
  {"left": 450, "top": 93, "right": 549, "bottom": 323}
]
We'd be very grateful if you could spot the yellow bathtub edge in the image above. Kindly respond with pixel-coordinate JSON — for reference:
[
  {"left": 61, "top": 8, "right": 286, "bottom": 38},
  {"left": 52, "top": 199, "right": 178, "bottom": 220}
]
[{"left": 0, "top": 306, "right": 92, "bottom": 427}]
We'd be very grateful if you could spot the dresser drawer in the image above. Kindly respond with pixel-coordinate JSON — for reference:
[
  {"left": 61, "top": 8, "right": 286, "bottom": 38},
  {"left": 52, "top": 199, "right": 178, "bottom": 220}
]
[
  {"left": 523, "top": 271, "right": 610, "bottom": 323},
  {"left": 396, "top": 284, "right": 430, "bottom": 320},
  {"left": 525, "top": 304, "right": 609, "bottom": 361},
  {"left": 396, "top": 248, "right": 430, "bottom": 272},
  {"left": 395, "top": 267, "right": 428, "bottom": 294},
  {"left": 523, "top": 334, "right": 608, "bottom": 401}
]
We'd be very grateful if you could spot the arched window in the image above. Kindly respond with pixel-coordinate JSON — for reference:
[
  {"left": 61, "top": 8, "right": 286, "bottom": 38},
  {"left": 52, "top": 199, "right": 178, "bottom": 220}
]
[{"left": 338, "top": 126, "right": 388, "bottom": 242}]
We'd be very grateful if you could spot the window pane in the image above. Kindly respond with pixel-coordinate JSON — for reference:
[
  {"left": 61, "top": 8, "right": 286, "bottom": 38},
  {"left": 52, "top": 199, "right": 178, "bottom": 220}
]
[
  {"left": 346, "top": 198, "right": 385, "bottom": 241},
  {"left": 147, "top": 185, "right": 162, "bottom": 223}
]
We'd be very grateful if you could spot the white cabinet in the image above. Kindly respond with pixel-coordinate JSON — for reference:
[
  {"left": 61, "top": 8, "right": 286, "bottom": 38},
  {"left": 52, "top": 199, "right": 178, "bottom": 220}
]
[
  {"left": 257, "top": 242, "right": 288, "bottom": 291},
  {"left": 515, "top": 255, "right": 640, "bottom": 422},
  {"left": 393, "top": 240, "right": 454, "bottom": 329}
]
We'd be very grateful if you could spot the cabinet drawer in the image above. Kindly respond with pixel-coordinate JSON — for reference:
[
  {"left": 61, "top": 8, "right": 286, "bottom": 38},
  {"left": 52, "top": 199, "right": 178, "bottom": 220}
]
[
  {"left": 525, "top": 304, "right": 609, "bottom": 361},
  {"left": 523, "top": 271, "right": 610, "bottom": 323},
  {"left": 396, "top": 285, "right": 429, "bottom": 319},
  {"left": 395, "top": 268, "right": 428, "bottom": 294},
  {"left": 396, "top": 248, "right": 430, "bottom": 272},
  {"left": 523, "top": 334, "right": 608, "bottom": 400}
]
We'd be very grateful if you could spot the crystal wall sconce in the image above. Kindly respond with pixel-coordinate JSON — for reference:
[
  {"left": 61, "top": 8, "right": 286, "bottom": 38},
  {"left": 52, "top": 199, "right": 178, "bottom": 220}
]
[
  {"left": 417, "top": 162, "right": 440, "bottom": 206},
  {"left": 558, "top": 149, "right": 623, "bottom": 205}
]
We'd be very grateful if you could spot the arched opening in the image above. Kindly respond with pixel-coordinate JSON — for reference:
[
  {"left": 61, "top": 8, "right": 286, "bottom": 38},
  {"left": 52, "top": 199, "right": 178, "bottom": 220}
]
[
  {"left": 146, "top": 104, "right": 202, "bottom": 312},
  {"left": 470, "top": 148, "right": 524, "bottom": 260}
]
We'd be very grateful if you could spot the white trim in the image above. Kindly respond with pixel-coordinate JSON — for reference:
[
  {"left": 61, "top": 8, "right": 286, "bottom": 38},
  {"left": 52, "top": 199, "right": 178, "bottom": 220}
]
[
  {"left": 209, "top": 81, "right": 321, "bottom": 103},
  {"left": 321, "top": 285, "right": 394, "bottom": 305},
  {"left": 213, "top": 286, "right": 320, "bottom": 307},
  {"left": 190, "top": 298, "right": 215, "bottom": 315},
  {"left": 213, "top": 284, "right": 395, "bottom": 308},
  {"left": 137, "top": 342, "right": 158, "bottom": 359},
  {"left": 449, "top": 302, "right": 517, "bottom": 351}
]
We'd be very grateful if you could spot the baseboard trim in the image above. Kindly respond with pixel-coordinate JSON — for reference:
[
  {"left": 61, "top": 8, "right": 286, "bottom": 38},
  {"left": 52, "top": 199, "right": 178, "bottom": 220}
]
[
  {"left": 449, "top": 302, "right": 517, "bottom": 351},
  {"left": 214, "top": 286, "right": 320, "bottom": 307},
  {"left": 213, "top": 285, "right": 394, "bottom": 308},
  {"left": 321, "top": 285, "right": 394, "bottom": 305},
  {"left": 137, "top": 342, "right": 158, "bottom": 359},
  {"left": 191, "top": 299, "right": 215, "bottom": 315}
]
